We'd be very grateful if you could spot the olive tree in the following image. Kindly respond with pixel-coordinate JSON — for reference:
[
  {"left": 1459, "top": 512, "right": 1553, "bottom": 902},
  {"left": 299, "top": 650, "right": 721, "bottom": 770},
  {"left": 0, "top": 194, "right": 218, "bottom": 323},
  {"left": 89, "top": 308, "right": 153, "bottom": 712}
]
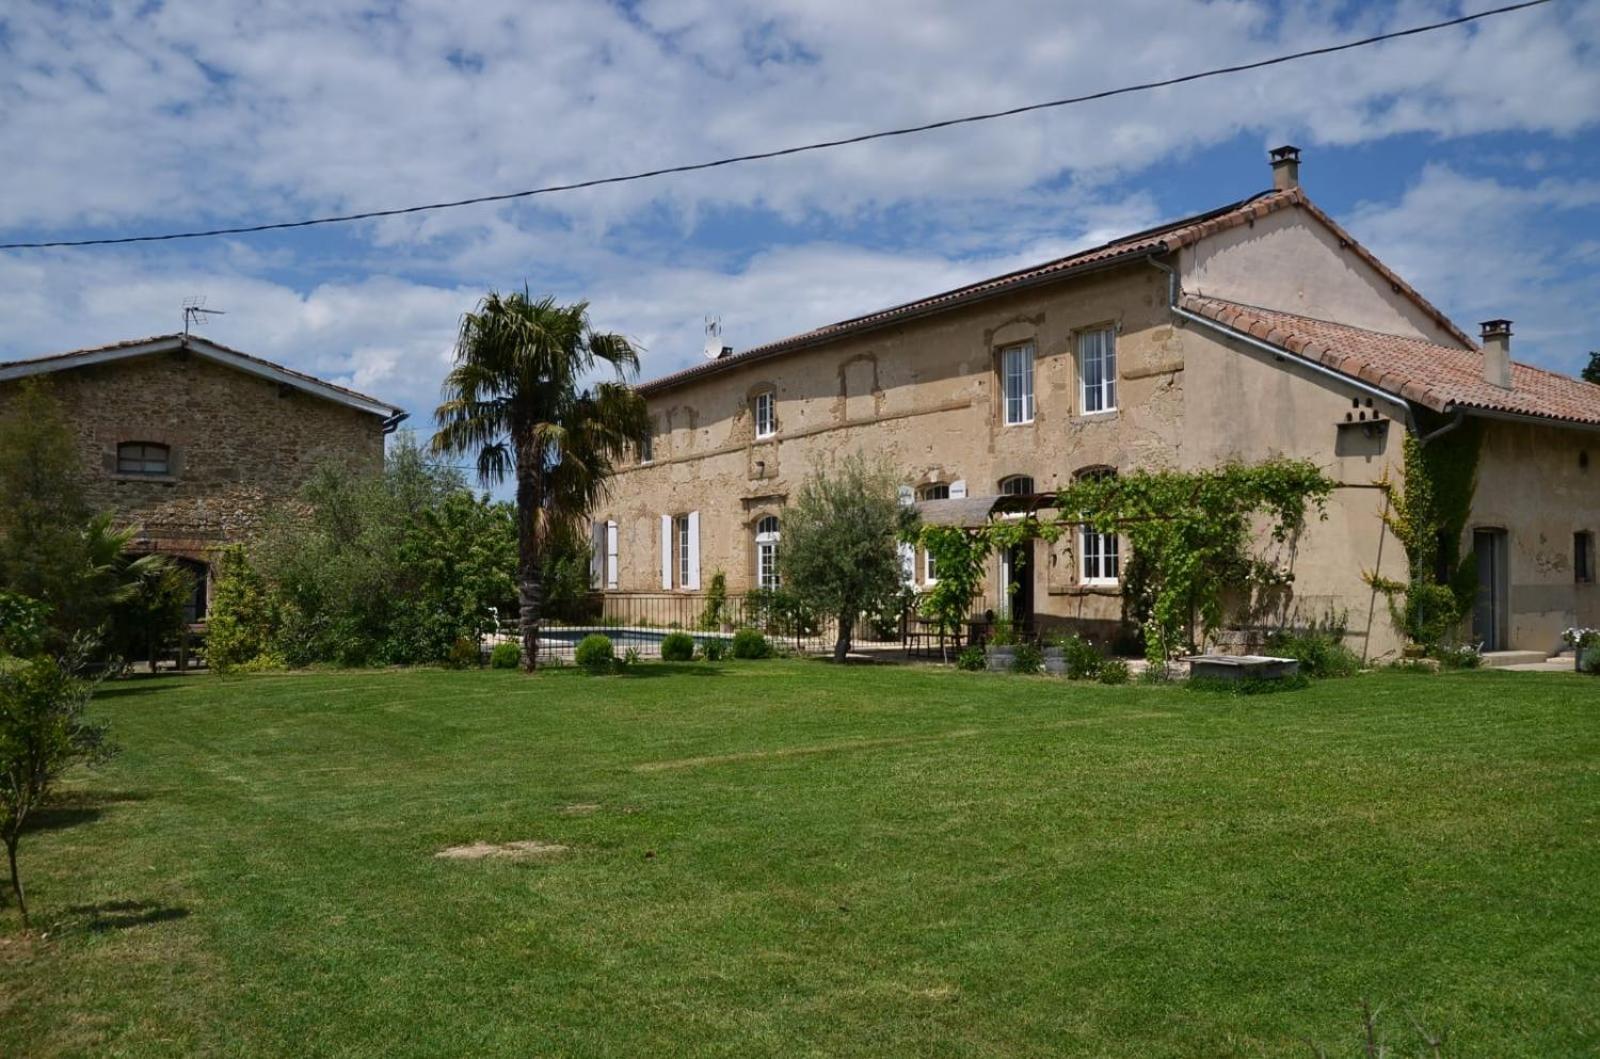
[
  {"left": 779, "top": 455, "right": 917, "bottom": 663},
  {"left": 0, "top": 649, "right": 114, "bottom": 927}
]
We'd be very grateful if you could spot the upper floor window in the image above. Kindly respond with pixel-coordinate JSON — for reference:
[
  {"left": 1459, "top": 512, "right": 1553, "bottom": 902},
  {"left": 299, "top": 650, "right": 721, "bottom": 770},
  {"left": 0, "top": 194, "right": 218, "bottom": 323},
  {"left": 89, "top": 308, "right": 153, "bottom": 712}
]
[
  {"left": 675, "top": 513, "right": 692, "bottom": 589},
  {"left": 1078, "top": 327, "right": 1117, "bottom": 414},
  {"left": 999, "top": 475, "right": 1035, "bottom": 496},
  {"left": 1001, "top": 343, "right": 1035, "bottom": 425},
  {"left": 638, "top": 426, "right": 654, "bottom": 464},
  {"left": 918, "top": 483, "right": 950, "bottom": 501},
  {"left": 754, "top": 391, "right": 777, "bottom": 438},
  {"left": 1577, "top": 531, "right": 1595, "bottom": 584},
  {"left": 756, "top": 515, "right": 781, "bottom": 590},
  {"left": 117, "top": 442, "right": 170, "bottom": 476}
]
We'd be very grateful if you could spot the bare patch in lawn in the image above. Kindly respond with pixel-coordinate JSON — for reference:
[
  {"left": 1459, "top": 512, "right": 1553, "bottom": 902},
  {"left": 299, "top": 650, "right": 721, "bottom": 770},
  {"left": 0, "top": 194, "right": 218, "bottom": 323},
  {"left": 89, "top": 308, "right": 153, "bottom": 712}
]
[
  {"left": 435, "top": 840, "right": 569, "bottom": 861},
  {"left": 557, "top": 803, "right": 600, "bottom": 816}
]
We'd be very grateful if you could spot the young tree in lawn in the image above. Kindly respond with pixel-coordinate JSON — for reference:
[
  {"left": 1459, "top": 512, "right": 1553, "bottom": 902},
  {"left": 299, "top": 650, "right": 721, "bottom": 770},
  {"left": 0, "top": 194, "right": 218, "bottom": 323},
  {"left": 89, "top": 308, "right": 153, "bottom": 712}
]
[
  {"left": 0, "top": 650, "right": 114, "bottom": 927},
  {"left": 431, "top": 290, "right": 649, "bottom": 671},
  {"left": 780, "top": 455, "right": 918, "bottom": 663}
]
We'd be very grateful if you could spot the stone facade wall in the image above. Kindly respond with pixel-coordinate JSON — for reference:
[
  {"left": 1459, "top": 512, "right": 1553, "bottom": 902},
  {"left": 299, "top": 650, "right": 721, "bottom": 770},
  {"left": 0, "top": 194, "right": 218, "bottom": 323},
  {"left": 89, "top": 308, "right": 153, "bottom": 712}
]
[
  {"left": 0, "top": 351, "right": 388, "bottom": 561},
  {"left": 604, "top": 254, "right": 1418, "bottom": 657}
]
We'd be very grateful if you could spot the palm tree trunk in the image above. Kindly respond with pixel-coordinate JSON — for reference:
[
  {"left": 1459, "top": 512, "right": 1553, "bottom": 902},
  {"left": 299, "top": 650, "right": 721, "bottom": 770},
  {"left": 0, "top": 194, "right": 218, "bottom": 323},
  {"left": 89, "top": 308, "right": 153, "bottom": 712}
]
[{"left": 516, "top": 460, "right": 543, "bottom": 673}]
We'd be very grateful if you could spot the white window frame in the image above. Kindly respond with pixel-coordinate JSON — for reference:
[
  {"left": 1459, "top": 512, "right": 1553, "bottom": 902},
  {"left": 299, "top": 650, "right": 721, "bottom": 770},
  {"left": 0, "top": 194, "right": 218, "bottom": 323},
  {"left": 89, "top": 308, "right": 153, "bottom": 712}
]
[
  {"left": 675, "top": 514, "right": 691, "bottom": 589},
  {"left": 923, "top": 547, "right": 938, "bottom": 586},
  {"left": 918, "top": 483, "right": 950, "bottom": 501},
  {"left": 1078, "top": 327, "right": 1117, "bottom": 414},
  {"left": 1001, "top": 343, "right": 1035, "bottom": 426},
  {"left": 605, "top": 521, "right": 619, "bottom": 589},
  {"left": 755, "top": 515, "right": 781, "bottom": 591},
  {"left": 1079, "top": 524, "right": 1120, "bottom": 586},
  {"left": 754, "top": 391, "right": 777, "bottom": 438}
]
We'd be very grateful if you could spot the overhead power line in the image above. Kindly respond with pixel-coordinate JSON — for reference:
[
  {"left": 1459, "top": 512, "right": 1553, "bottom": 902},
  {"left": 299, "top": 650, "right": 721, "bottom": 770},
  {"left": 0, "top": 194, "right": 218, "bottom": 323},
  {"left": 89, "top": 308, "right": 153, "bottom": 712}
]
[{"left": 0, "top": 0, "right": 1553, "bottom": 252}]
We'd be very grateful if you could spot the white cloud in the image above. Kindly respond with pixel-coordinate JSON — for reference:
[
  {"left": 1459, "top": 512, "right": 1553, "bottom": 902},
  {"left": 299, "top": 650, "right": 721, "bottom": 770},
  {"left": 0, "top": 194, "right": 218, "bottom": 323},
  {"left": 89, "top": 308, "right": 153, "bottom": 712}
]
[
  {"left": 1350, "top": 165, "right": 1600, "bottom": 374},
  {"left": 2, "top": 0, "right": 1596, "bottom": 236}
]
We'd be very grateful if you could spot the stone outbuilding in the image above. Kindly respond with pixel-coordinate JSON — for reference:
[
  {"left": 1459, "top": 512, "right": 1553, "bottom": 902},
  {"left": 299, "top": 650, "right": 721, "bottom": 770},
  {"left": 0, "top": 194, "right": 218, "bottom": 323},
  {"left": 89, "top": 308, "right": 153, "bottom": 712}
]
[
  {"left": 601, "top": 147, "right": 1600, "bottom": 662},
  {"left": 0, "top": 332, "right": 406, "bottom": 620}
]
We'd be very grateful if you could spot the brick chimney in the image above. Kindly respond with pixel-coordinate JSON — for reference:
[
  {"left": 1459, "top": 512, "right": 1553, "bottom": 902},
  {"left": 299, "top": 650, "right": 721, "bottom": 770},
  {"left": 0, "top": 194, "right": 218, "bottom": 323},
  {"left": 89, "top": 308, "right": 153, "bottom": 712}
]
[
  {"left": 1480, "top": 319, "right": 1513, "bottom": 389},
  {"left": 1270, "top": 145, "right": 1301, "bottom": 191}
]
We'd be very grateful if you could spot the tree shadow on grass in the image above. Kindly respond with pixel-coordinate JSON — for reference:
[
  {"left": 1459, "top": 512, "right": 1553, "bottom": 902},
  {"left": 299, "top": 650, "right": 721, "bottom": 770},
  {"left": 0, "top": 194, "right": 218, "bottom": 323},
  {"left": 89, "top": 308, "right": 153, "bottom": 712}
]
[
  {"left": 21, "top": 790, "right": 149, "bottom": 834},
  {"left": 618, "top": 664, "right": 724, "bottom": 679},
  {"left": 93, "top": 681, "right": 180, "bottom": 700},
  {"left": 62, "top": 900, "right": 191, "bottom": 933}
]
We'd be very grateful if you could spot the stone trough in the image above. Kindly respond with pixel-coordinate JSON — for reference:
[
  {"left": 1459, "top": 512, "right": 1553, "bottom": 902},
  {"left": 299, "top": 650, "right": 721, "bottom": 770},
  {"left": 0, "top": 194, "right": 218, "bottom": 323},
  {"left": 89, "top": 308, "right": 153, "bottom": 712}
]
[{"left": 1182, "top": 654, "right": 1300, "bottom": 682}]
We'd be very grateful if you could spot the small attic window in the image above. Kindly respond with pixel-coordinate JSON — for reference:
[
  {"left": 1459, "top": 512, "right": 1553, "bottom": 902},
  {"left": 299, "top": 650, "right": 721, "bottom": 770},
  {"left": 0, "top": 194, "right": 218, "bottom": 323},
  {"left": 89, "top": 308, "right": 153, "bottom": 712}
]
[{"left": 117, "top": 442, "right": 170, "bottom": 476}]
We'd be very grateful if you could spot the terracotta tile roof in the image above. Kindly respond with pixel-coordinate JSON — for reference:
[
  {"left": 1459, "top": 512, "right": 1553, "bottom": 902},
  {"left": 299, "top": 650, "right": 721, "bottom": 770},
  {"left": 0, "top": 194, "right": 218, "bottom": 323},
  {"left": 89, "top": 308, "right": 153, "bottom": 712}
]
[
  {"left": 1181, "top": 295, "right": 1600, "bottom": 428},
  {"left": 0, "top": 333, "right": 405, "bottom": 419},
  {"left": 637, "top": 185, "right": 1475, "bottom": 396}
]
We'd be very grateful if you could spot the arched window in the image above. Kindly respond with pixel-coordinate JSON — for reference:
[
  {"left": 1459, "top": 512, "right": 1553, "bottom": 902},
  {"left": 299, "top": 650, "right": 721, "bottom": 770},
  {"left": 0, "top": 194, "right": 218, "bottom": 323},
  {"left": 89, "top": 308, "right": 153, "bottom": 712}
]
[
  {"left": 117, "top": 442, "right": 170, "bottom": 476},
  {"left": 755, "top": 515, "right": 781, "bottom": 590},
  {"left": 1074, "top": 466, "right": 1119, "bottom": 585},
  {"left": 917, "top": 483, "right": 950, "bottom": 501},
  {"left": 999, "top": 475, "right": 1035, "bottom": 496}
]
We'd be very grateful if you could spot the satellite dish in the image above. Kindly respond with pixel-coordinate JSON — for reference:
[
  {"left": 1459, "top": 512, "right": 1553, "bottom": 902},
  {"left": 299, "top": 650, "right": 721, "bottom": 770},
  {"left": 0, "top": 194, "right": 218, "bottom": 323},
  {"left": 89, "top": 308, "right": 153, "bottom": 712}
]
[{"left": 702, "top": 316, "right": 725, "bottom": 360}]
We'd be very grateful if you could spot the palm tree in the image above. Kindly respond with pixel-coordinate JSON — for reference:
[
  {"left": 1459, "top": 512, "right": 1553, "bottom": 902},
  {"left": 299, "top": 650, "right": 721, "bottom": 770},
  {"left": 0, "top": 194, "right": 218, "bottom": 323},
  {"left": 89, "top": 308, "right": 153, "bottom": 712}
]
[{"left": 431, "top": 290, "right": 649, "bottom": 671}]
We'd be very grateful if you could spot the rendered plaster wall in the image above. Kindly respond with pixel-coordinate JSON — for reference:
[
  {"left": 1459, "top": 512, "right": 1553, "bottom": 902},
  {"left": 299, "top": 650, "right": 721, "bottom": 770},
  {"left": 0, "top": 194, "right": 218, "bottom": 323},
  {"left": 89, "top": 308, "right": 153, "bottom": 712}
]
[
  {"left": 1471, "top": 419, "right": 1600, "bottom": 651},
  {"left": 1180, "top": 204, "right": 1470, "bottom": 349}
]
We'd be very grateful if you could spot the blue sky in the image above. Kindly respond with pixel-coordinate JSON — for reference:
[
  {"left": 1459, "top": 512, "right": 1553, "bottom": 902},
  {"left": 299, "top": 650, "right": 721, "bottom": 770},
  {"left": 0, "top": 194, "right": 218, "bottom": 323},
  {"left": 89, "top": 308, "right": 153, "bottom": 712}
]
[{"left": 2, "top": 0, "right": 1598, "bottom": 432}]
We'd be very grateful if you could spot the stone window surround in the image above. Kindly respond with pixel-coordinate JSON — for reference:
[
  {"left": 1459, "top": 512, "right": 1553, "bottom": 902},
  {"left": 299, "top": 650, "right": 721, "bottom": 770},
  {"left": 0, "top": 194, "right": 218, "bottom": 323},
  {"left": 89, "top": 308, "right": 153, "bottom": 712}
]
[{"left": 101, "top": 427, "right": 186, "bottom": 483}]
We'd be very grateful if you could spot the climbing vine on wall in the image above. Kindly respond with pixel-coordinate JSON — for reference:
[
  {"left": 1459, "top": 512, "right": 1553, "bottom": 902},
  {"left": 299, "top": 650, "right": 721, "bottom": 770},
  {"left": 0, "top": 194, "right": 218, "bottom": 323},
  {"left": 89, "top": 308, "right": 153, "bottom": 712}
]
[
  {"left": 1366, "top": 418, "right": 1482, "bottom": 650},
  {"left": 914, "top": 459, "right": 1334, "bottom": 667},
  {"left": 915, "top": 518, "right": 1058, "bottom": 659},
  {"left": 1054, "top": 460, "right": 1334, "bottom": 665}
]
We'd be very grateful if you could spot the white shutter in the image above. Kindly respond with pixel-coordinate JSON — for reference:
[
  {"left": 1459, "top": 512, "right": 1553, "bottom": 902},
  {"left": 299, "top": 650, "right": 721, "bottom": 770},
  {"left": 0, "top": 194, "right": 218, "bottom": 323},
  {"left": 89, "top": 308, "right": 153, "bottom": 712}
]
[
  {"left": 590, "top": 522, "right": 604, "bottom": 589},
  {"left": 899, "top": 541, "right": 916, "bottom": 586},
  {"left": 949, "top": 479, "right": 967, "bottom": 499},
  {"left": 897, "top": 484, "right": 914, "bottom": 507},
  {"left": 660, "top": 515, "right": 673, "bottom": 589},
  {"left": 686, "top": 511, "right": 701, "bottom": 590},
  {"left": 605, "top": 521, "right": 619, "bottom": 589}
]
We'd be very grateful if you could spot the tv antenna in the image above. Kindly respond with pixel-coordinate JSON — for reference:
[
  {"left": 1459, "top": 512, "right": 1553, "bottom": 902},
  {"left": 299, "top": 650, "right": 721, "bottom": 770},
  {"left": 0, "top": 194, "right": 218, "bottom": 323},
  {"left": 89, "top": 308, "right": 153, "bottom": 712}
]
[{"left": 182, "top": 296, "right": 225, "bottom": 337}]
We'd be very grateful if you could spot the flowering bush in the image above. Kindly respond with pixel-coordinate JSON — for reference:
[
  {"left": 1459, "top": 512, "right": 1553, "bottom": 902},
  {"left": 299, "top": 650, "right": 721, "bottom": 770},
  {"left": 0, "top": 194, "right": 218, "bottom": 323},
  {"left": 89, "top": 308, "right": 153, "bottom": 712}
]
[{"left": 1561, "top": 627, "right": 1599, "bottom": 651}]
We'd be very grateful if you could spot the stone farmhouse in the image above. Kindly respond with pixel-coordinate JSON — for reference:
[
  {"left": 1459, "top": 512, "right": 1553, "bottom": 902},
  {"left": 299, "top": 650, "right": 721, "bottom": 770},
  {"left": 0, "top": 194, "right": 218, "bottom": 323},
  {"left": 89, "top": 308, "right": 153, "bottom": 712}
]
[
  {"left": 600, "top": 147, "right": 1600, "bottom": 662},
  {"left": 0, "top": 333, "right": 406, "bottom": 620}
]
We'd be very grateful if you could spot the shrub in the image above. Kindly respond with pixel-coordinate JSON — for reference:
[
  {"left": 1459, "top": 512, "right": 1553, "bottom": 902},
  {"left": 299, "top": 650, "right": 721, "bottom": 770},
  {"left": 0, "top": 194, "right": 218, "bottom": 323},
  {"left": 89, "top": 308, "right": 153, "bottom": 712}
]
[
  {"left": 1056, "top": 634, "right": 1103, "bottom": 680},
  {"left": 1011, "top": 642, "right": 1043, "bottom": 674},
  {"left": 1138, "top": 662, "right": 1174, "bottom": 685},
  {"left": 660, "top": 631, "right": 695, "bottom": 662},
  {"left": 1581, "top": 644, "right": 1600, "bottom": 675},
  {"left": 731, "top": 628, "right": 772, "bottom": 659},
  {"left": 987, "top": 619, "right": 1017, "bottom": 647},
  {"left": 0, "top": 591, "right": 49, "bottom": 659},
  {"left": 1097, "top": 659, "right": 1131, "bottom": 685},
  {"left": 956, "top": 644, "right": 986, "bottom": 671},
  {"left": 621, "top": 646, "right": 642, "bottom": 668},
  {"left": 446, "top": 636, "right": 480, "bottom": 670},
  {"left": 700, "top": 637, "right": 727, "bottom": 662},
  {"left": 489, "top": 642, "right": 521, "bottom": 669},
  {"left": 698, "top": 571, "right": 729, "bottom": 630},
  {"left": 1432, "top": 642, "right": 1481, "bottom": 669},
  {"left": 574, "top": 634, "right": 615, "bottom": 673},
  {"left": 1266, "top": 628, "right": 1361, "bottom": 679}
]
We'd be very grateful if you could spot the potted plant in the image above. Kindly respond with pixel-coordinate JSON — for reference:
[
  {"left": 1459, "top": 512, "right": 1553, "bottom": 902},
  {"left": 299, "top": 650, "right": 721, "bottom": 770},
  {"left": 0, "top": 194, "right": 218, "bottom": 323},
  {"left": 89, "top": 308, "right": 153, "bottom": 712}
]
[
  {"left": 985, "top": 618, "right": 1017, "bottom": 672},
  {"left": 1562, "top": 627, "right": 1599, "bottom": 673}
]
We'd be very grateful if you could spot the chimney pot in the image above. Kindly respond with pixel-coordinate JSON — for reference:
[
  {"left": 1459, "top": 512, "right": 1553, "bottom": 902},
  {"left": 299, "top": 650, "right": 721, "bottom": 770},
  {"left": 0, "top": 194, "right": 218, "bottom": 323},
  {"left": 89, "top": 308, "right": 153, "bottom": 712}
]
[
  {"left": 1269, "top": 144, "right": 1301, "bottom": 190},
  {"left": 1479, "top": 319, "right": 1513, "bottom": 389}
]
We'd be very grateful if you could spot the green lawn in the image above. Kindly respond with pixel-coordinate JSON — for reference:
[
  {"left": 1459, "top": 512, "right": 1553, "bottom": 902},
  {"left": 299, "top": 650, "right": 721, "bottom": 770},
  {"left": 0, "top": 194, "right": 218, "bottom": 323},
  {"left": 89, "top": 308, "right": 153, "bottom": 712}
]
[{"left": 2, "top": 663, "right": 1597, "bottom": 1057}]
